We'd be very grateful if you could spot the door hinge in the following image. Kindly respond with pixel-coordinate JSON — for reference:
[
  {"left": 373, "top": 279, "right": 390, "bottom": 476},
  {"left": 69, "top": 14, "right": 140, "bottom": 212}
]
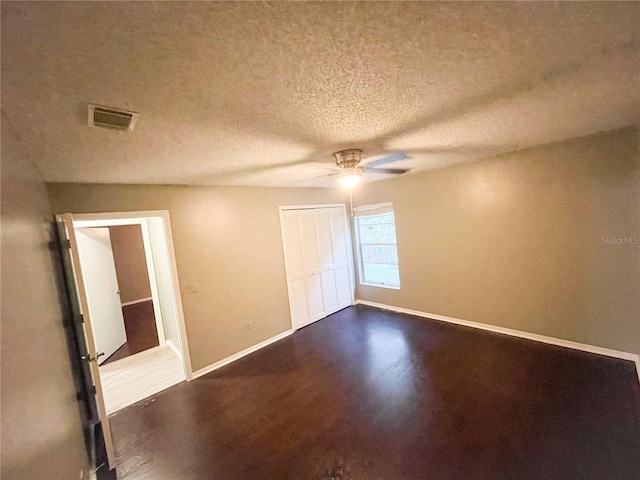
[
  {"left": 78, "top": 386, "right": 97, "bottom": 399},
  {"left": 81, "top": 352, "right": 105, "bottom": 363}
]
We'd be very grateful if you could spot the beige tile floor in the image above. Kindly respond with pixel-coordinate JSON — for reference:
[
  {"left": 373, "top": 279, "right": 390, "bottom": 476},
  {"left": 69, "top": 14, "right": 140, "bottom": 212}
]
[{"left": 99, "top": 345, "right": 184, "bottom": 415}]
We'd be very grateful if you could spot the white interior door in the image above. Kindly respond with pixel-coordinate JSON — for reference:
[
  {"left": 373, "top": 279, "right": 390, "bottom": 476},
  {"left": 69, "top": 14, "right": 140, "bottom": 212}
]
[
  {"left": 329, "top": 207, "right": 353, "bottom": 309},
  {"left": 299, "top": 211, "right": 324, "bottom": 322},
  {"left": 316, "top": 211, "right": 339, "bottom": 312},
  {"left": 280, "top": 205, "right": 354, "bottom": 329},
  {"left": 56, "top": 214, "right": 116, "bottom": 467},
  {"left": 75, "top": 228, "right": 127, "bottom": 364},
  {"left": 280, "top": 213, "right": 309, "bottom": 327}
]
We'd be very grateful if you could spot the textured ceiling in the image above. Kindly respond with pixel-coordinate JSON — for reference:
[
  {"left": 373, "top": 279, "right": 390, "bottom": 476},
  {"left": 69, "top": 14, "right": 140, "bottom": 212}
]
[{"left": 2, "top": 1, "right": 639, "bottom": 187}]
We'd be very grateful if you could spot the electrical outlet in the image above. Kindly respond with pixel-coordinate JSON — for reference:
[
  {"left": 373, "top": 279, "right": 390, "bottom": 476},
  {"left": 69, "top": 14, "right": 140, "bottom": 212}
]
[
  {"left": 244, "top": 321, "right": 252, "bottom": 331},
  {"left": 186, "top": 283, "right": 199, "bottom": 294}
]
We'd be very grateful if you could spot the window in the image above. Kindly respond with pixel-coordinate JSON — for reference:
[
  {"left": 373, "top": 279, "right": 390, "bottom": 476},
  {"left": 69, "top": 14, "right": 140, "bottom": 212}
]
[{"left": 353, "top": 203, "right": 400, "bottom": 289}]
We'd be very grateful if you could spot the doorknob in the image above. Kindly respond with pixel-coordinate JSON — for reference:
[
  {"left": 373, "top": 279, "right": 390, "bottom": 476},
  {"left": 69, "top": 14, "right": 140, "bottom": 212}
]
[
  {"left": 81, "top": 352, "right": 105, "bottom": 363},
  {"left": 116, "top": 289, "right": 121, "bottom": 295}
]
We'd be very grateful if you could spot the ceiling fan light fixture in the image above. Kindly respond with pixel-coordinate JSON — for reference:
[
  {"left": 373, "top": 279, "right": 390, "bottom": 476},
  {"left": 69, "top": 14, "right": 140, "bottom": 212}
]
[{"left": 338, "top": 168, "right": 362, "bottom": 188}]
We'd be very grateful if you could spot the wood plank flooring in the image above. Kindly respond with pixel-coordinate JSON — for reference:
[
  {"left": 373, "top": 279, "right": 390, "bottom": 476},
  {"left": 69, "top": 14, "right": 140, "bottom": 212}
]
[
  {"left": 100, "top": 345, "right": 184, "bottom": 415},
  {"left": 109, "top": 305, "right": 640, "bottom": 479},
  {"left": 103, "top": 300, "right": 159, "bottom": 365}
]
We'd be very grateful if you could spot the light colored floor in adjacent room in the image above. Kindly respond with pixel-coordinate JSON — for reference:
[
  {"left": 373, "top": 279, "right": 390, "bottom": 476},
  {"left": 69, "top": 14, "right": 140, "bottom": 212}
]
[{"left": 100, "top": 345, "right": 185, "bottom": 415}]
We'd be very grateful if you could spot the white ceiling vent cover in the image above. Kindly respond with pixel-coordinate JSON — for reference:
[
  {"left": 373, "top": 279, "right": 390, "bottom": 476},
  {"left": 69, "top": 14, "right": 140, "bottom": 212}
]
[{"left": 88, "top": 104, "right": 139, "bottom": 131}]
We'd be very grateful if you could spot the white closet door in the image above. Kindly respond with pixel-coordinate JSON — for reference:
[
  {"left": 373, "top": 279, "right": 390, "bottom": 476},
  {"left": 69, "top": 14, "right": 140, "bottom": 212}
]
[
  {"left": 299, "top": 211, "right": 324, "bottom": 322},
  {"left": 306, "top": 274, "right": 324, "bottom": 320},
  {"left": 288, "top": 278, "right": 309, "bottom": 325},
  {"left": 280, "top": 206, "right": 353, "bottom": 330},
  {"left": 316, "top": 211, "right": 334, "bottom": 268},
  {"left": 330, "top": 208, "right": 349, "bottom": 265},
  {"left": 321, "top": 269, "right": 338, "bottom": 312},
  {"left": 334, "top": 265, "right": 351, "bottom": 307},
  {"left": 330, "top": 207, "right": 353, "bottom": 309},
  {"left": 316, "top": 211, "right": 339, "bottom": 312},
  {"left": 299, "top": 212, "right": 320, "bottom": 272},
  {"left": 280, "top": 212, "right": 309, "bottom": 326}
]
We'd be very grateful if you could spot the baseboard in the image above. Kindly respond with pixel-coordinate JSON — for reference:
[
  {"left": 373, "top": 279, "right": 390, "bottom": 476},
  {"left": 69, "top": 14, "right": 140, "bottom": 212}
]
[
  {"left": 166, "top": 339, "right": 182, "bottom": 360},
  {"left": 121, "top": 296, "right": 152, "bottom": 307},
  {"left": 192, "top": 329, "right": 295, "bottom": 379},
  {"left": 355, "top": 299, "right": 640, "bottom": 381}
]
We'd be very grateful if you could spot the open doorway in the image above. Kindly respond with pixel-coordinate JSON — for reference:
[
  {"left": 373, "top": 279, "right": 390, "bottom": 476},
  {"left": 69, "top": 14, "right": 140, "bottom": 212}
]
[
  {"left": 102, "top": 224, "right": 161, "bottom": 364},
  {"left": 56, "top": 210, "right": 192, "bottom": 469},
  {"left": 75, "top": 224, "right": 162, "bottom": 368},
  {"left": 69, "top": 213, "right": 192, "bottom": 417}
]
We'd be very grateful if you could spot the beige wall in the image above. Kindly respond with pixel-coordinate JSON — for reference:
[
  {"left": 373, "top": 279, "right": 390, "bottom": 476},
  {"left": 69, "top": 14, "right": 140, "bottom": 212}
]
[
  {"left": 43, "top": 127, "right": 639, "bottom": 373},
  {"left": 47, "top": 183, "right": 346, "bottom": 371},
  {"left": 108, "top": 224, "right": 152, "bottom": 304},
  {"left": 1, "top": 114, "right": 90, "bottom": 478},
  {"left": 353, "top": 127, "right": 640, "bottom": 355}
]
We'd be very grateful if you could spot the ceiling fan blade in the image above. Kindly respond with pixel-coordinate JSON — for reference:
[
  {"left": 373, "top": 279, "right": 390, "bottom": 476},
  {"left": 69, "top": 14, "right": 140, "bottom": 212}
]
[
  {"left": 285, "top": 171, "right": 341, "bottom": 186},
  {"left": 363, "top": 167, "right": 409, "bottom": 175},
  {"left": 299, "top": 171, "right": 340, "bottom": 181},
  {"left": 364, "top": 152, "right": 407, "bottom": 168}
]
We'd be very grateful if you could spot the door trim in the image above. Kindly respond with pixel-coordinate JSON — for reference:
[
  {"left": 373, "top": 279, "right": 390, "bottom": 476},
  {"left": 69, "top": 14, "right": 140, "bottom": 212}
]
[{"left": 139, "top": 219, "right": 166, "bottom": 346}]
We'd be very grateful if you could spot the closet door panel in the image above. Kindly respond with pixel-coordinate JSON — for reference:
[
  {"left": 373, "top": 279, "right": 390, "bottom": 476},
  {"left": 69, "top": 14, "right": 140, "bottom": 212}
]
[
  {"left": 321, "top": 270, "right": 338, "bottom": 312},
  {"left": 288, "top": 277, "right": 308, "bottom": 326},
  {"left": 330, "top": 208, "right": 349, "bottom": 266},
  {"left": 316, "top": 211, "right": 334, "bottom": 268},
  {"left": 306, "top": 273, "right": 324, "bottom": 320},
  {"left": 299, "top": 212, "right": 320, "bottom": 272},
  {"left": 281, "top": 213, "right": 304, "bottom": 278},
  {"left": 335, "top": 264, "right": 351, "bottom": 307}
]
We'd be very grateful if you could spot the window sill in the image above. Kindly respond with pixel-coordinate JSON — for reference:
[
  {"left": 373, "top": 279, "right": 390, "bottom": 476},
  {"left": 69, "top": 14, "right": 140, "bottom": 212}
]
[{"left": 360, "top": 282, "right": 401, "bottom": 291}]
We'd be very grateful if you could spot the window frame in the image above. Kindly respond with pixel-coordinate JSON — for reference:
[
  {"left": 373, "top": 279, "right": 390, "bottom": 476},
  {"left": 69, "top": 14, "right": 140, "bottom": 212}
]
[{"left": 353, "top": 203, "right": 401, "bottom": 290}]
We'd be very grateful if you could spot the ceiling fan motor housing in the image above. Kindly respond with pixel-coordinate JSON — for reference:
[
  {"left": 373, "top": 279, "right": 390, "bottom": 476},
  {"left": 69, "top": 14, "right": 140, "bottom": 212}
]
[{"left": 333, "top": 149, "right": 363, "bottom": 169}]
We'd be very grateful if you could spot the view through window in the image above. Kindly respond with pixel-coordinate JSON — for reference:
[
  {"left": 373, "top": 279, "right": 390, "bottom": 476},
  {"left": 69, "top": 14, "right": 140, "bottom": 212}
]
[{"left": 354, "top": 204, "right": 400, "bottom": 288}]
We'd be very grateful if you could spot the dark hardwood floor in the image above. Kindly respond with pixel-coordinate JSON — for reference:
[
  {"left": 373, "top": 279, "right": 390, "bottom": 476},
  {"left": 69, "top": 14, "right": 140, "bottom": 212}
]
[
  {"left": 103, "top": 300, "right": 159, "bottom": 365},
  {"left": 109, "top": 305, "right": 640, "bottom": 479}
]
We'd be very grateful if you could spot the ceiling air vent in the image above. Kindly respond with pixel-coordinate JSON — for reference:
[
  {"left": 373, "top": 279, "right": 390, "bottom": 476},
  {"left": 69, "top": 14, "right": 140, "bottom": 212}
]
[{"left": 88, "top": 104, "right": 139, "bottom": 131}]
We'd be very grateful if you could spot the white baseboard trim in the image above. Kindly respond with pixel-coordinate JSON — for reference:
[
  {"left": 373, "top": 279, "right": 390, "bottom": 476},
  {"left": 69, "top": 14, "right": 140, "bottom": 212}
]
[
  {"left": 355, "top": 299, "right": 640, "bottom": 381},
  {"left": 121, "top": 296, "right": 152, "bottom": 307},
  {"left": 166, "top": 339, "right": 182, "bottom": 360},
  {"left": 192, "top": 329, "right": 295, "bottom": 379}
]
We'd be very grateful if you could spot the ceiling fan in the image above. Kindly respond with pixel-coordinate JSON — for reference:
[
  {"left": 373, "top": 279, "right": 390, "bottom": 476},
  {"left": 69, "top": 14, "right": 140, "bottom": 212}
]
[
  {"left": 327, "top": 149, "right": 410, "bottom": 188},
  {"left": 195, "top": 147, "right": 412, "bottom": 187}
]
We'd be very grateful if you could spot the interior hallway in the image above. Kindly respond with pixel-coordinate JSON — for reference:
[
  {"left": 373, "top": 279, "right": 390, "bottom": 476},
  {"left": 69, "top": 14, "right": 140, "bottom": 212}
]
[{"left": 109, "top": 305, "right": 640, "bottom": 479}]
